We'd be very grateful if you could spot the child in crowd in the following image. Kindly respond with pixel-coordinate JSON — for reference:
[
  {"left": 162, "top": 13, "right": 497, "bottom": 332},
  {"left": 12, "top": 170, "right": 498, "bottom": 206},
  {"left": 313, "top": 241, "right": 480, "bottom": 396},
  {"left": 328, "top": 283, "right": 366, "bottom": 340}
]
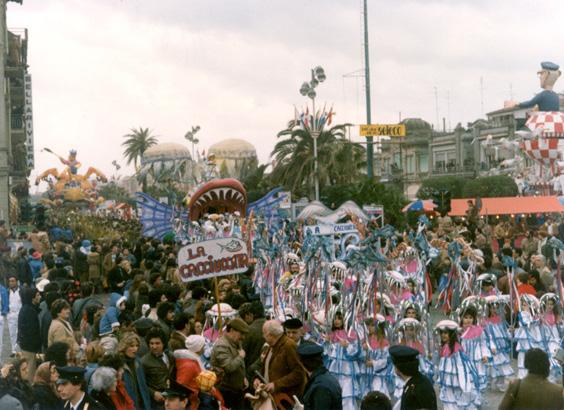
[{"left": 435, "top": 320, "right": 480, "bottom": 410}]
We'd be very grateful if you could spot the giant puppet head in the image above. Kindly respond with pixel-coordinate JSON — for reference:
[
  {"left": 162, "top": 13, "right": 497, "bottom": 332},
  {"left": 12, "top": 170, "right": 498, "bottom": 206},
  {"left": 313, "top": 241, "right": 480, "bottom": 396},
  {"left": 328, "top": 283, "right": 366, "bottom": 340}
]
[{"left": 187, "top": 178, "right": 247, "bottom": 221}]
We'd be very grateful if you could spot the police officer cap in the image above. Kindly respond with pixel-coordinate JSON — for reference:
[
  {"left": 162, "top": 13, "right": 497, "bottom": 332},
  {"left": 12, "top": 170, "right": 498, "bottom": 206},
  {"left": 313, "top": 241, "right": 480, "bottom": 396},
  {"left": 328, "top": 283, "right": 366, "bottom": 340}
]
[
  {"left": 389, "top": 345, "right": 419, "bottom": 365},
  {"left": 162, "top": 380, "right": 191, "bottom": 399},
  {"left": 541, "top": 61, "right": 560, "bottom": 71},
  {"left": 283, "top": 318, "right": 303, "bottom": 329},
  {"left": 297, "top": 342, "right": 324, "bottom": 357},
  {"left": 56, "top": 366, "right": 86, "bottom": 385}
]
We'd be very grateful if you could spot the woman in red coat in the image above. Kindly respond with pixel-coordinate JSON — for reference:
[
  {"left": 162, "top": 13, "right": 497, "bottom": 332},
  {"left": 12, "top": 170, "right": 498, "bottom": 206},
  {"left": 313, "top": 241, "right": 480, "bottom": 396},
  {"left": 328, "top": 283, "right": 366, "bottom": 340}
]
[{"left": 174, "top": 334, "right": 206, "bottom": 408}]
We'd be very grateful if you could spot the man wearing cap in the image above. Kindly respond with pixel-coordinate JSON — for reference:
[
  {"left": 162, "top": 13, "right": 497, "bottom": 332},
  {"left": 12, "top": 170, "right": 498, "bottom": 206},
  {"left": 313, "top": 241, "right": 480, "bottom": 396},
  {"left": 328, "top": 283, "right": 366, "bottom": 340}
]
[
  {"left": 210, "top": 317, "right": 249, "bottom": 410},
  {"left": 389, "top": 345, "right": 436, "bottom": 410},
  {"left": 56, "top": 366, "right": 103, "bottom": 410},
  {"left": 162, "top": 380, "right": 191, "bottom": 410},
  {"left": 296, "top": 343, "right": 342, "bottom": 410},
  {"left": 507, "top": 61, "right": 561, "bottom": 111},
  {"left": 283, "top": 318, "right": 312, "bottom": 346}
]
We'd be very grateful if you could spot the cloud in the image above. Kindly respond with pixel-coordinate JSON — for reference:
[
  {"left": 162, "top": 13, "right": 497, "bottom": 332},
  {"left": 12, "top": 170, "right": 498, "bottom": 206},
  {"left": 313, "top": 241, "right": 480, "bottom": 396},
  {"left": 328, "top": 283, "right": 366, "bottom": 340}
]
[{"left": 6, "top": 0, "right": 564, "bottom": 190}]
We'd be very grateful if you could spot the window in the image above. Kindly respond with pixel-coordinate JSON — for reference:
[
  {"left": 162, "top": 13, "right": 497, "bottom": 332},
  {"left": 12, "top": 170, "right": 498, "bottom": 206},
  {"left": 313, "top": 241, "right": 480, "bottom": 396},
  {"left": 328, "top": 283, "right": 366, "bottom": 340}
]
[
  {"left": 433, "top": 150, "right": 456, "bottom": 172},
  {"left": 406, "top": 155, "right": 414, "bottom": 174},
  {"left": 393, "top": 152, "right": 401, "bottom": 167},
  {"left": 418, "top": 153, "right": 428, "bottom": 173}
]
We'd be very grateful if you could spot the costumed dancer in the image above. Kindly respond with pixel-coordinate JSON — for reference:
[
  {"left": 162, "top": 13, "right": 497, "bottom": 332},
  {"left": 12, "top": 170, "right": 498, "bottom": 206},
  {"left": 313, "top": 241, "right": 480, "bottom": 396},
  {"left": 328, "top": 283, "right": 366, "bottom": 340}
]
[
  {"left": 202, "top": 303, "right": 236, "bottom": 362},
  {"left": 325, "top": 311, "right": 361, "bottom": 410},
  {"left": 540, "top": 293, "right": 562, "bottom": 383},
  {"left": 386, "top": 271, "right": 413, "bottom": 305},
  {"left": 514, "top": 294, "right": 543, "bottom": 378},
  {"left": 458, "top": 302, "right": 490, "bottom": 393},
  {"left": 359, "top": 315, "right": 394, "bottom": 399},
  {"left": 482, "top": 295, "right": 513, "bottom": 392},
  {"left": 392, "top": 317, "right": 434, "bottom": 402},
  {"left": 477, "top": 273, "right": 499, "bottom": 297},
  {"left": 435, "top": 320, "right": 480, "bottom": 410}
]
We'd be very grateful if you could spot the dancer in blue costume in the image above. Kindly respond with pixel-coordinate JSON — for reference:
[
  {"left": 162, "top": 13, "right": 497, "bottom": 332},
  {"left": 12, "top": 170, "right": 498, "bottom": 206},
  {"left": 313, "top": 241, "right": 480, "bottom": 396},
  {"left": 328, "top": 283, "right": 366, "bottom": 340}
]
[
  {"left": 435, "top": 320, "right": 480, "bottom": 410},
  {"left": 514, "top": 294, "right": 543, "bottom": 378},
  {"left": 540, "top": 293, "right": 563, "bottom": 383},
  {"left": 459, "top": 303, "right": 490, "bottom": 393},
  {"left": 359, "top": 315, "right": 394, "bottom": 399},
  {"left": 482, "top": 295, "right": 513, "bottom": 392},
  {"left": 325, "top": 312, "right": 361, "bottom": 410}
]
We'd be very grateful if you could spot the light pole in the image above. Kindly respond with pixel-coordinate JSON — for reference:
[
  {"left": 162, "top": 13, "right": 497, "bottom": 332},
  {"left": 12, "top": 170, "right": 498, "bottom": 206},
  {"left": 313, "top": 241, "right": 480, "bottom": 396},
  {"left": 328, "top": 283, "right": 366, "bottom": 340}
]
[{"left": 299, "top": 66, "right": 326, "bottom": 202}]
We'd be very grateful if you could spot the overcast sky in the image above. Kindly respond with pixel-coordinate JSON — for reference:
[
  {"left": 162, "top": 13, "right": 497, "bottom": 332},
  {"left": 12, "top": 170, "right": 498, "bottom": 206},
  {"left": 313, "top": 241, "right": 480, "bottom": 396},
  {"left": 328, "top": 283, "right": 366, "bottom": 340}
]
[{"left": 7, "top": 0, "right": 564, "bottom": 190}]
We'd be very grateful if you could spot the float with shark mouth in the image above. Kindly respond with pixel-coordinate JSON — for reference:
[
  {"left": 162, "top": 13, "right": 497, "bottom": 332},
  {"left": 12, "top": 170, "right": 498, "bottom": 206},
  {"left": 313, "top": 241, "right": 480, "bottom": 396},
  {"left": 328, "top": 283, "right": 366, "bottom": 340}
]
[
  {"left": 136, "top": 178, "right": 287, "bottom": 240},
  {"left": 187, "top": 178, "right": 247, "bottom": 220}
]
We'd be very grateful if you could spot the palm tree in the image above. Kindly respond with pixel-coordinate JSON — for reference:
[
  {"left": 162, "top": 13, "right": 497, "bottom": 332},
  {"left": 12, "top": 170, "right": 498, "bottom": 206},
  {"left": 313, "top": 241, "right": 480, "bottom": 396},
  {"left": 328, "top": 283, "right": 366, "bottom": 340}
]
[
  {"left": 270, "top": 122, "right": 365, "bottom": 196},
  {"left": 121, "top": 127, "right": 158, "bottom": 170}
]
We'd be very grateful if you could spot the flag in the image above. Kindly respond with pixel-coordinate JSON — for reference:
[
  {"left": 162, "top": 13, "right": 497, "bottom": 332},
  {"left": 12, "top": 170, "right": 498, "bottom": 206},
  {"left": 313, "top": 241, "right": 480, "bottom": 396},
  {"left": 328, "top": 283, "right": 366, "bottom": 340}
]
[
  {"left": 327, "top": 105, "right": 334, "bottom": 125},
  {"left": 293, "top": 105, "right": 299, "bottom": 127}
]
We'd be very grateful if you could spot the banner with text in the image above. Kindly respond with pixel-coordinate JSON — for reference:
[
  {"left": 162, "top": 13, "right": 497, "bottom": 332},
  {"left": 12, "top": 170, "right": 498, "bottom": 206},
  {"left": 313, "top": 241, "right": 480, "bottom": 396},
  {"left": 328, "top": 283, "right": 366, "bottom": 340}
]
[
  {"left": 178, "top": 238, "right": 249, "bottom": 283},
  {"left": 359, "top": 123, "right": 405, "bottom": 137}
]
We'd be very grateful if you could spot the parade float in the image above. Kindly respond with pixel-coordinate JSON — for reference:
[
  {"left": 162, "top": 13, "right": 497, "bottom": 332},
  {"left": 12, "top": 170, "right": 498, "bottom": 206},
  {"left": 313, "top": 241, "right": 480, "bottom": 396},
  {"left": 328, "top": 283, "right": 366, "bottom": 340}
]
[
  {"left": 35, "top": 148, "right": 108, "bottom": 206},
  {"left": 497, "top": 61, "right": 564, "bottom": 194}
]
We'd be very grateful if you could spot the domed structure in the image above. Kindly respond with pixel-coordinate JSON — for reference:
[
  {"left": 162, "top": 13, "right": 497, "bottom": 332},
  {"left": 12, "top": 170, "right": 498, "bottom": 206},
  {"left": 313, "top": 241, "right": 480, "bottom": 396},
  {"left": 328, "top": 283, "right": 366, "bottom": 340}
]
[
  {"left": 208, "top": 138, "right": 258, "bottom": 178},
  {"left": 141, "top": 142, "right": 192, "bottom": 163},
  {"left": 139, "top": 142, "right": 194, "bottom": 186}
]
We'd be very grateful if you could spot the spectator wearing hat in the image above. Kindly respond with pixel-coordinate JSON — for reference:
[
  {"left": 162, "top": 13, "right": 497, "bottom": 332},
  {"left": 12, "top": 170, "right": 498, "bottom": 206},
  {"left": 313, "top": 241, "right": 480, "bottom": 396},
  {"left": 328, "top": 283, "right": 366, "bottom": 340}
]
[
  {"left": 17, "top": 287, "right": 42, "bottom": 382},
  {"left": 210, "top": 317, "right": 249, "bottom": 410},
  {"left": 98, "top": 293, "right": 127, "bottom": 337},
  {"left": 297, "top": 342, "right": 342, "bottom": 410},
  {"left": 195, "top": 371, "right": 226, "bottom": 410},
  {"left": 254, "top": 320, "right": 306, "bottom": 404},
  {"left": 174, "top": 334, "right": 206, "bottom": 409},
  {"left": 55, "top": 366, "right": 103, "bottom": 410},
  {"left": 162, "top": 380, "right": 191, "bottom": 410},
  {"left": 283, "top": 318, "right": 312, "bottom": 346},
  {"left": 141, "top": 327, "right": 175, "bottom": 410},
  {"left": 389, "top": 345, "right": 436, "bottom": 410},
  {"left": 49, "top": 257, "right": 70, "bottom": 282},
  {"left": 499, "top": 348, "right": 564, "bottom": 410}
]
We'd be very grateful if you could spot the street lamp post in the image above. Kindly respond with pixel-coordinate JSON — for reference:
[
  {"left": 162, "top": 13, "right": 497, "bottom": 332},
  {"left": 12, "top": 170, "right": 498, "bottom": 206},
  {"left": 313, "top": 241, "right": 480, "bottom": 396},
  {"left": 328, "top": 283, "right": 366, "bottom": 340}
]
[{"left": 299, "top": 66, "right": 326, "bottom": 202}]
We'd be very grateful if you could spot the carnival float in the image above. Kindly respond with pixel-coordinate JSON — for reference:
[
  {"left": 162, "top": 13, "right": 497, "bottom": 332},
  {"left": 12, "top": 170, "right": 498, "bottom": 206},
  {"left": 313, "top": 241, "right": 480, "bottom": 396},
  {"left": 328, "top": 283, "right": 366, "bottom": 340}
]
[
  {"left": 490, "top": 61, "right": 564, "bottom": 194},
  {"left": 35, "top": 148, "right": 108, "bottom": 206}
]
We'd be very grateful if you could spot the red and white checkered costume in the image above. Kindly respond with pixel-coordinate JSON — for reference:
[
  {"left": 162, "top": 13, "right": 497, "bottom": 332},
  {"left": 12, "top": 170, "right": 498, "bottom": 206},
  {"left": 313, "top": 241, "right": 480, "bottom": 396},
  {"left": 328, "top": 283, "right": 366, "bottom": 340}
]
[{"left": 525, "top": 111, "right": 564, "bottom": 137}]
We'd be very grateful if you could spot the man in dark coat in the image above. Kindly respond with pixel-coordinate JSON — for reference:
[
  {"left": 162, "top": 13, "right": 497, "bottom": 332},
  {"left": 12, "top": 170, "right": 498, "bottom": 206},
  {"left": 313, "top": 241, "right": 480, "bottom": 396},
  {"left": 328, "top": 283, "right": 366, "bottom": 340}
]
[
  {"left": 499, "top": 348, "right": 564, "bottom": 410},
  {"left": 389, "top": 345, "right": 437, "bottom": 410},
  {"left": 17, "top": 287, "right": 42, "bottom": 382},
  {"left": 297, "top": 343, "right": 342, "bottom": 410},
  {"left": 242, "top": 301, "right": 266, "bottom": 374},
  {"left": 56, "top": 366, "right": 103, "bottom": 410},
  {"left": 15, "top": 248, "right": 32, "bottom": 287},
  {"left": 141, "top": 327, "right": 174, "bottom": 410}
]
